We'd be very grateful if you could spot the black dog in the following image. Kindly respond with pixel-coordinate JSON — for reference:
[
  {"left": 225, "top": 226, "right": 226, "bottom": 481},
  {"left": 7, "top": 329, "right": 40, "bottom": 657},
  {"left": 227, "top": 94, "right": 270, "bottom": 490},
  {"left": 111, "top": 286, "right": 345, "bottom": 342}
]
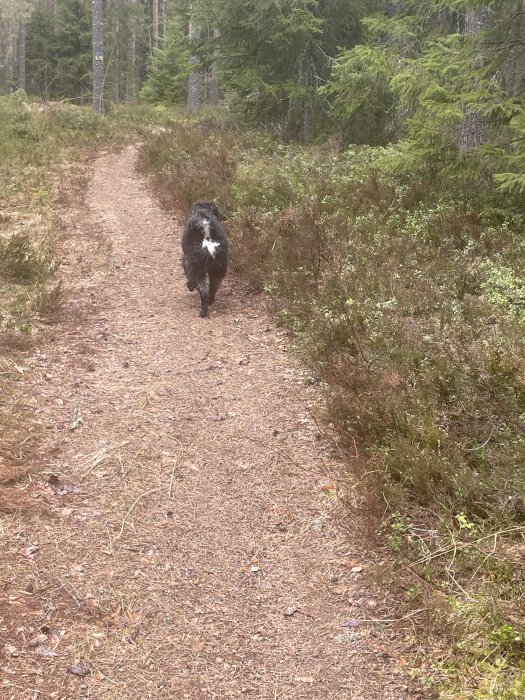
[{"left": 181, "top": 202, "right": 229, "bottom": 318}]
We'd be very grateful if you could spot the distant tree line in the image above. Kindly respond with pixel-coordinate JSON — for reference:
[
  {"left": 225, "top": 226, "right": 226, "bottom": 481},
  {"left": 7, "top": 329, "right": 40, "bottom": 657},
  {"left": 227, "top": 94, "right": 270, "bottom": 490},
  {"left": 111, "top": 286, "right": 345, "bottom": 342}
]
[
  {"left": 0, "top": 0, "right": 161, "bottom": 106},
  {"left": 1, "top": 0, "right": 525, "bottom": 188}
]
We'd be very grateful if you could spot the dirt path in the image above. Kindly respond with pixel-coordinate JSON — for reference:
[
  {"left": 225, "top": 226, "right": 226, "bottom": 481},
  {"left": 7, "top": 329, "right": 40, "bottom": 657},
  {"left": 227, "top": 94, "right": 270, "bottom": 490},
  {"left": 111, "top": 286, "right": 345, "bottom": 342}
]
[{"left": 1, "top": 149, "right": 421, "bottom": 699}]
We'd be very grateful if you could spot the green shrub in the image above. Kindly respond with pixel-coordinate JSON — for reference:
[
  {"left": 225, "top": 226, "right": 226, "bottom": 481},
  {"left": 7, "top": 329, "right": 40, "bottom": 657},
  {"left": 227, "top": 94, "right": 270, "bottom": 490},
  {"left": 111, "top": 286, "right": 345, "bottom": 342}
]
[{"left": 140, "top": 121, "right": 525, "bottom": 697}]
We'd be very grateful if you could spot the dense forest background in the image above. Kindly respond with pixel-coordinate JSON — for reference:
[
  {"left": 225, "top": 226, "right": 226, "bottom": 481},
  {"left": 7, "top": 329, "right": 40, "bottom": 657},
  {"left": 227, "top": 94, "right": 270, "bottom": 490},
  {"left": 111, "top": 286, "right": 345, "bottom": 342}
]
[
  {"left": 1, "top": 0, "right": 525, "bottom": 181},
  {"left": 1, "top": 2, "right": 525, "bottom": 698}
]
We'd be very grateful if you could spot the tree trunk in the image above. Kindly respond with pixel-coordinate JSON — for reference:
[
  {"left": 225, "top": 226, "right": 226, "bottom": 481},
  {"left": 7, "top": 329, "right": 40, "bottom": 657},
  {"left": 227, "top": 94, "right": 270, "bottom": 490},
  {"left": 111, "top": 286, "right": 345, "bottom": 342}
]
[
  {"left": 0, "top": 21, "right": 9, "bottom": 94},
  {"left": 127, "top": 0, "right": 137, "bottom": 101},
  {"left": 187, "top": 21, "right": 202, "bottom": 112},
  {"left": 152, "top": 0, "right": 159, "bottom": 51},
  {"left": 206, "top": 28, "right": 220, "bottom": 106},
  {"left": 5, "top": 30, "right": 14, "bottom": 91},
  {"left": 385, "top": 1, "right": 402, "bottom": 18},
  {"left": 0, "top": 20, "right": 15, "bottom": 94},
  {"left": 111, "top": 11, "right": 120, "bottom": 104},
  {"left": 458, "top": 7, "right": 489, "bottom": 152},
  {"left": 463, "top": 6, "right": 490, "bottom": 36},
  {"left": 50, "top": 0, "right": 58, "bottom": 33},
  {"left": 92, "top": 0, "right": 105, "bottom": 114},
  {"left": 162, "top": 0, "right": 167, "bottom": 48},
  {"left": 299, "top": 43, "right": 316, "bottom": 142},
  {"left": 18, "top": 19, "right": 25, "bottom": 91}
]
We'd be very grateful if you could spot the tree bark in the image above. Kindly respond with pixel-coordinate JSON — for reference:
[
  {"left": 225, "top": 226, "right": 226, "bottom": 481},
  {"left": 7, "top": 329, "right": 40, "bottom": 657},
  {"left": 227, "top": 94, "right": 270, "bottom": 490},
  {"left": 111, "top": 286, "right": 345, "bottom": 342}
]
[
  {"left": 49, "top": 0, "right": 58, "bottom": 34},
  {"left": 5, "top": 28, "right": 14, "bottom": 91},
  {"left": 206, "top": 28, "right": 220, "bottom": 106},
  {"left": 92, "top": 0, "right": 105, "bottom": 114},
  {"left": 0, "top": 21, "right": 9, "bottom": 93},
  {"left": 458, "top": 7, "right": 489, "bottom": 152},
  {"left": 127, "top": 0, "right": 137, "bottom": 101},
  {"left": 113, "top": 13, "right": 120, "bottom": 103},
  {"left": 18, "top": 19, "right": 25, "bottom": 91},
  {"left": 299, "top": 43, "right": 316, "bottom": 142},
  {"left": 161, "top": 0, "right": 166, "bottom": 48},
  {"left": 152, "top": 0, "right": 159, "bottom": 51},
  {"left": 463, "top": 6, "right": 490, "bottom": 36},
  {"left": 187, "top": 21, "right": 202, "bottom": 112}
]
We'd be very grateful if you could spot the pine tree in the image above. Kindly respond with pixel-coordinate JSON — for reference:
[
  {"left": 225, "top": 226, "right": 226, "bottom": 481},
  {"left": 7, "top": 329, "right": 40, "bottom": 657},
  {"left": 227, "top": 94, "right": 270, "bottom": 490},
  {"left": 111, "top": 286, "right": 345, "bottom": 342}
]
[
  {"left": 92, "top": 0, "right": 104, "bottom": 113},
  {"left": 18, "top": 18, "right": 26, "bottom": 90},
  {"left": 141, "top": 11, "right": 189, "bottom": 103},
  {"left": 187, "top": 17, "right": 202, "bottom": 112},
  {"left": 25, "top": 2, "right": 56, "bottom": 97},
  {"left": 54, "top": 0, "right": 92, "bottom": 101},
  {"left": 458, "top": 6, "right": 490, "bottom": 153}
]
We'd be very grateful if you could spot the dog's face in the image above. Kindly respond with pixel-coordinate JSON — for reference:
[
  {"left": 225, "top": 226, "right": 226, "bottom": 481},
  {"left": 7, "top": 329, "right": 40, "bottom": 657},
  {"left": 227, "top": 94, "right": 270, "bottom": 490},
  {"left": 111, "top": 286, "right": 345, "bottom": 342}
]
[{"left": 192, "top": 201, "right": 221, "bottom": 220}]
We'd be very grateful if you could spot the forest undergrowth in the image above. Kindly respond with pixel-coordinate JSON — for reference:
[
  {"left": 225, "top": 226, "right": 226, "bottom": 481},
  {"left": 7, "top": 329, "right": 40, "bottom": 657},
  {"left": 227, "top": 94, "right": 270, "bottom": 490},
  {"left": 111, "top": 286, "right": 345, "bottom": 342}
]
[
  {"left": 0, "top": 95, "right": 173, "bottom": 506},
  {"left": 139, "top": 116, "right": 525, "bottom": 700}
]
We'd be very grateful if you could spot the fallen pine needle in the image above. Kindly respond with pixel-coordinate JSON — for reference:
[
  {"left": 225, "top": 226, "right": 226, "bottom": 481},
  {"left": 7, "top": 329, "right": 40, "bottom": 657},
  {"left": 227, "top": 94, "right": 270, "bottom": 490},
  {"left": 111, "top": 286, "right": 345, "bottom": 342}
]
[
  {"left": 116, "top": 488, "right": 161, "bottom": 539},
  {"left": 168, "top": 457, "right": 179, "bottom": 499}
]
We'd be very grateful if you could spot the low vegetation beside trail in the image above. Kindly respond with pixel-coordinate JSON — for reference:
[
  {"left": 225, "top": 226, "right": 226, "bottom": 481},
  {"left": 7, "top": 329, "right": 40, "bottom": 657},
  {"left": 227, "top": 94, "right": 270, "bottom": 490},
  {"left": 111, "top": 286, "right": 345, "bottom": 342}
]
[{"left": 140, "top": 118, "right": 525, "bottom": 699}]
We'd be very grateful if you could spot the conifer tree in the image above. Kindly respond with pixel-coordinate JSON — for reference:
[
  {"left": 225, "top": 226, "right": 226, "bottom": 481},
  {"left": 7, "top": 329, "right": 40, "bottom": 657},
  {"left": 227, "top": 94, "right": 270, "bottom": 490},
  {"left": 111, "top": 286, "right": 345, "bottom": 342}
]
[
  {"left": 458, "top": 5, "right": 490, "bottom": 152},
  {"left": 18, "top": 18, "right": 26, "bottom": 90},
  {"left": 92, "top": 0, "right": 104, "bottom": 113}
]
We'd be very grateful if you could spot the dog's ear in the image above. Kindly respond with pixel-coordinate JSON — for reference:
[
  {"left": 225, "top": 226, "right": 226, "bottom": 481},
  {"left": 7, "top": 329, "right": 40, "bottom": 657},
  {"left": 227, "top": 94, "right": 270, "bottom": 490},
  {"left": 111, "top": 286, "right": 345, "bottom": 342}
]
[
  {"left": 209, "top": 203, "right": 220, "bottom": 219},
  {"left": 193, "top": 202, "right": 221, "bottom": 219}
]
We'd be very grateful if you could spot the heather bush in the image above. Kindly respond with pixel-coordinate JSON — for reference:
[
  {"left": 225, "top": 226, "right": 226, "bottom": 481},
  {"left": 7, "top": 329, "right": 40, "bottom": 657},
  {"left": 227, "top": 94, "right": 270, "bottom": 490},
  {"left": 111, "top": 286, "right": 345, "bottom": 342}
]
[{"left": 140, "top": 121, "right": 525, "bottom": 697}]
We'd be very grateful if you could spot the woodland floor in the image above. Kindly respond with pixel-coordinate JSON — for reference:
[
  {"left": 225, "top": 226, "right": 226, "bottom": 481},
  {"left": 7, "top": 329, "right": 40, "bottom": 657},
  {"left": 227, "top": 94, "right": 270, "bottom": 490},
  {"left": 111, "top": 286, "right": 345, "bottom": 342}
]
[{"left": 1, "top": 148, "right": 427, "bottom": 699}]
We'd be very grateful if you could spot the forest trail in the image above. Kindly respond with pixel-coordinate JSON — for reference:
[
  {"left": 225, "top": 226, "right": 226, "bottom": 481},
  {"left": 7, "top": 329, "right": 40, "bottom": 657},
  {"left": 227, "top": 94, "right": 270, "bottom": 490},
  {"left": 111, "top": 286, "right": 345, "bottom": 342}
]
[{"left": 2, "top": 148, "right": 422, "bottom": 699}]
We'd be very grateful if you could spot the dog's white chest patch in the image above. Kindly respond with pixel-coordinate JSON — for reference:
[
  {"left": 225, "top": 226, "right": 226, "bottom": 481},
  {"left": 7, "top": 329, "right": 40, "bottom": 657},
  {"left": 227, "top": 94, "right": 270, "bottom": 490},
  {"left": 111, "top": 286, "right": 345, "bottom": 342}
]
[
  {"left": 202, "top": 238, "right": 220, "bottom": 256},
  {"left": 200, "top": 218, "right": 220, "bottom": 257}
]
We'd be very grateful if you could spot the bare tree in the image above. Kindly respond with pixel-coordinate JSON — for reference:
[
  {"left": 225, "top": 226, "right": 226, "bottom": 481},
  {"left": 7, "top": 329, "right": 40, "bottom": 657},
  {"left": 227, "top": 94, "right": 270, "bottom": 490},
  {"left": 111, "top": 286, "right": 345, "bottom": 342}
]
[{"left": 92, "top": 0, "right": 105, "bottom": 114}]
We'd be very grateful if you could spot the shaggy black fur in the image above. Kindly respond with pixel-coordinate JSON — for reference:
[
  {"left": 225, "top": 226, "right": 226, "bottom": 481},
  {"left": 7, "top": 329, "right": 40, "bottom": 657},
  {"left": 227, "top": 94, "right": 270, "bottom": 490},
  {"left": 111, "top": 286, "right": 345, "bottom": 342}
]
[{"left": 181, "top": 202, "right": 229, "bottom": 318}]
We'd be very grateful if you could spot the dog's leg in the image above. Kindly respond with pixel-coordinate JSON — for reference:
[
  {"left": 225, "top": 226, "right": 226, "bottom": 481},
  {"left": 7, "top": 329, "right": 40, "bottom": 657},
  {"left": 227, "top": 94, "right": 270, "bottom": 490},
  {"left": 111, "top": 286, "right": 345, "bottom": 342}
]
[
  {"left": 196, "top": 279, "right": 209, "bottom": 318},
  {"left": 208, "top": 274, "right": 222, "bottom": 307},
  {"left": 182, "top": 257, "right": 196, "bottom": 291}
]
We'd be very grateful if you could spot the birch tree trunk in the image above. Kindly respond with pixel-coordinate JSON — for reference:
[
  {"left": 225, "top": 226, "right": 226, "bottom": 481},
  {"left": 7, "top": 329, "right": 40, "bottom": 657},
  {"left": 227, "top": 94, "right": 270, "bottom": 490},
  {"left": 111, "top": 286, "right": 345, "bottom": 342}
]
[
  {"left": 18, "top": 19, "right": 25, "bottom": 91},
  {"left": 92, "top": 0, "right": 105, "bottom": 114},
  {"left": 458, "top": 7, "right": 489, "bottom": 152}
]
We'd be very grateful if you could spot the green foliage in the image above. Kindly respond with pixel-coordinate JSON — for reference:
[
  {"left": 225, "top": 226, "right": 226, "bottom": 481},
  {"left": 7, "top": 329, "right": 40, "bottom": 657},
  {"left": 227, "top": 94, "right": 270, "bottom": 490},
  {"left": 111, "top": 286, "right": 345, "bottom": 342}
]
[
  {"left": 140, "top": 0, "right": 369, "bottom": 138},
  {"left": 325, "top": 43, "right": 396, "bottom": 143},
  {"left": 26, "top": 0, "right": 92, "bottom": 102},
  {"left": 141, "top": 18, "right": 190, "bottom": 104},
  {"left": 140, "top": 120, "right": 525, "bottom": 698},
  {"left": 24, "top": 0, "right": 151, "bottom": 105},
  {"left": 324, "top": 0, "right": 525, "bottom": 200}
]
